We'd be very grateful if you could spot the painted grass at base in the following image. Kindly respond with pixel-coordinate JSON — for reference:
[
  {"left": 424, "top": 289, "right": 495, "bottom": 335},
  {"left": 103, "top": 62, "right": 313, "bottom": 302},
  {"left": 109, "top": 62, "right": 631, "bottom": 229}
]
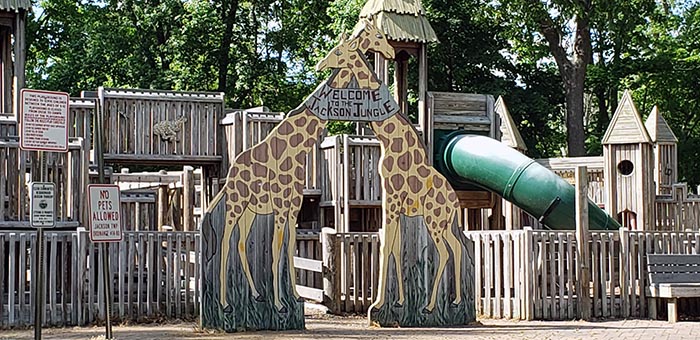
[
  {"left": 201, "top": 192, "right": 304, "bottom": 332},
  {"left": 369, "top": 215, "right": 476, "bottom": 327}
]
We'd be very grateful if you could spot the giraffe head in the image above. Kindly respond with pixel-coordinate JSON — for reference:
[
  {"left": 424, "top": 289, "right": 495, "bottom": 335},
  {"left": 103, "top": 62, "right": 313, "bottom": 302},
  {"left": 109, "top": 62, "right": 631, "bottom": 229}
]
[
  {"left": 315, "top": 33, "right": 356, "bottom": 72},
  {"left": 354, "top": 18, "right": 395, "bottom": 60}
]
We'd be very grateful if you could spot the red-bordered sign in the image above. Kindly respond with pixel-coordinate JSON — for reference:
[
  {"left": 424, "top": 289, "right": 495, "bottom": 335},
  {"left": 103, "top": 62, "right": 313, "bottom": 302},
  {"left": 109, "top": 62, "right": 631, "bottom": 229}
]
[
  {"left": 19, "top": 89, "right": 70, "bottom": 152},
  {"left": 88, "top": 184, "right": 123, "bottom": 243}
]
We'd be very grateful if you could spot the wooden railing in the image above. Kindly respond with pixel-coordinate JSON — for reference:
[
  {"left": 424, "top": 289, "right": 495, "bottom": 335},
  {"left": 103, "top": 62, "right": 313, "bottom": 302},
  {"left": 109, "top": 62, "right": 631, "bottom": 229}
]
[
  {"left": 319, "top": 135, "right": 382, "bottom": 232},
  {"left": 655, "top": 183, "right": 700, "bottom": 231},
  {"left": 99, "top": 87, "right": 224, "bottom": 164},
  {"left": 0, "top": 230, "right": 201, "bottom": 328},
  {"left": 0, "top": 137, "right": 88, "bottom": 226}
]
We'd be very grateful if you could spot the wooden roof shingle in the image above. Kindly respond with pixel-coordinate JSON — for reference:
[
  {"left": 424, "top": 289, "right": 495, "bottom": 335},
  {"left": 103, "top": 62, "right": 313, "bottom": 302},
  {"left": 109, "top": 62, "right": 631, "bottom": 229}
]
[
  {"left": 602, "top": 90, "right": 652, "bottom": 145},
  {"left": 644, "top": 105, "right": 678, "bottom": 143},
  {"left": 354, "top": 0, "right": 438, "bottom": 43},
  {"left": 495, "top": 96, "right": 527, "bottom": 151}
]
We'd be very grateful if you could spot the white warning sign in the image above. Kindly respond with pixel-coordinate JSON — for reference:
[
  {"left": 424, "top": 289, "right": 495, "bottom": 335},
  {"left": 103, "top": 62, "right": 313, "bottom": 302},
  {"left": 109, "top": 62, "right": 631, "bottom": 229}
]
[
  {"left": 88, "top": 184, "right": 123, "bottom": 242},
  {"left": 30, "top": 182, "right": 56, "bottom": 228},
  {"left": 20, "top": 89, "right": 70, "bottom": 152}
]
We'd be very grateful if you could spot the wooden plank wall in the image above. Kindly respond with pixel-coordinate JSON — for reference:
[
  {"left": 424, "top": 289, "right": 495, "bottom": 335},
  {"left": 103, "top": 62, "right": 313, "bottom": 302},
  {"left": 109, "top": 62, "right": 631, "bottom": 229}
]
[
  {"left": 655, "top": 183, "right": 700, "bottom": 231},
  {"left": 0, "top": 137, "right": 87, "bottom": 224},
  {"left": 0, "top": 230, "right": 201, "bottom": 328},
  {"left": 295, "top": 230, "right": 323, "bottom": 296},
  {"left": 335, "top": 232, "right": 380, "bottom": 313},
  {"left": 99, "top": 87, "right": 224, "bottom": 163},
  {"left": 318, "top": 135, "right": 382, "bottom": 232}
]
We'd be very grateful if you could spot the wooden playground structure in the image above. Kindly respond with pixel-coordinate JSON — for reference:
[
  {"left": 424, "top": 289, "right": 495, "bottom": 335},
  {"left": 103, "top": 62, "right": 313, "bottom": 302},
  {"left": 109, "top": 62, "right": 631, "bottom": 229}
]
[{"left": 2, "top": 0, "right": 700, "bottom": 331}]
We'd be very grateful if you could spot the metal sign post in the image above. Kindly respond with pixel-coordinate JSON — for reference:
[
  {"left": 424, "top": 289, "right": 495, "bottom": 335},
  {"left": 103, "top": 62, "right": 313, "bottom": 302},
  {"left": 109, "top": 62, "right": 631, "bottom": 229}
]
[
  {"left": 88, "top": 184, "right": 122, "bottom": 339},
  {"left": 19, "top": 88, "right": 69, "bottom": 340},
  {"left": 29, "top": 179, "right": 54, "bottom": 340}
]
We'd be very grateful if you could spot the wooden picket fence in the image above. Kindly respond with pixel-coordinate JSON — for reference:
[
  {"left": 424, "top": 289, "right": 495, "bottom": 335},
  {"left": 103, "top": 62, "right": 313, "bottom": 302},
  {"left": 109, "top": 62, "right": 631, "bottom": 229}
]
[
  {"left": 466, "top": 228, "right": 700, "bottom": 320},
  {"left": 0, "top": 230, "right": 201, "bottom": 328}
]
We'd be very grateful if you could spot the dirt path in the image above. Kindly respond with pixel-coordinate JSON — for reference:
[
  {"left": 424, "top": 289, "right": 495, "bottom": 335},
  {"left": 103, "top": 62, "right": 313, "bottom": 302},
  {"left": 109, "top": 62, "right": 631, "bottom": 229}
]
[{"left": 1, "top": 314, "right": 698, "bottom": 340}]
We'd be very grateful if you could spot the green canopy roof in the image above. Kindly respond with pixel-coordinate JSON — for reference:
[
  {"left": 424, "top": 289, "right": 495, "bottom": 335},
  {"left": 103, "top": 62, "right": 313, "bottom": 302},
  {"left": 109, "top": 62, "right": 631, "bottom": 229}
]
[{"left": 355, "top": 0, "right": 438, "bottom": 44}]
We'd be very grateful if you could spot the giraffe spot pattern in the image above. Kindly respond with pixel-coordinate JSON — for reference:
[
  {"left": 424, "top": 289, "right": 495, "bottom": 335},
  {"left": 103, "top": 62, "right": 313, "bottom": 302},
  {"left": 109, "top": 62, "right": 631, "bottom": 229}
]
[
  {"left": 426, "top": 201, "right": 433, "bottom": 210},
  {"left": 391, "top": 174, "right": 404, "bottom": 191},
  {"left": 436, "top": 192, "right": 446, "bottom": 204},
  {"left": 294, "top": 116, "right": 307, "bottom": 127},
  {"left": 397, "top": 152, "right": 411, "bottom": 171},
  {"left": 384, "top": 156, "right": 394, "bottom": 171},
  {"left": 252, "top": 143, "right": 269, "bottom": 162},
  {"left": 294, "top": 182, "right": 304, "bottom": 194},
  {"left": 340, "top": 70, "right": 350, "bottom": 78},
  {"left": 290, "top": 133, "right": 304, "bottom": 147},
  {"left": 227, "top": 180, "right": 235, "bottom": 190},
  {"left": 294, "top": 166, "right": 305, "bottom": 180},
  {"left": 235, "top": 181, "right": 249, "bottom": 197},
  {"left": 357, "top": 71, "right": 369, "bottom": 80},
  {"left": 229, "top": 167, "right": 239, "bottom": 178},
  {"left": 259, "top": 194, "right": 269, "bottom": 203},
  {"left": 361, "top": 39, "right": 370, "bottom": 50},
  {"left": 279, "top": 174, "right": 292, "bottom": 185},
  {"left": 231, "top": 193, "right": 238, "bottom": 202},
  {"left": 448, "top": 192, "right": 457, "bottom": 202},
  {"left": 292, "top": 197, "right": 301, "bottom": 207},
  {"left": 408, "top": 175, "right": 422, "bottom": 194},
  {"left": 252, "top": 163, "right": 267, "bottom": 177},
  {"left": 270, "top": 137, "right": 286, "bottom": 158},
  {"left": 413, "top": 149, "right": 423, "bottom": 164},
  {"left": 250, "top": 181, "right": 261, "bottom": 194},
  {"left": 278, "top": 121, "right": 294, "bottom": 135},
  {"left": 280, "top": 157, "right": 293, "bottom": 171},
  {"left": 273, "top": 197, "right": 283, "bottom": 207},
  {"left": 234, "top": 206, "right": 242, "bottom": 214},
  {"left": 240, "top": 170, "right": 251, "bottom": 181},
  {"left": 384, "top": 123, "right": 396, "bottom": 133},
  {"left": 268, "top": 171, "right": 276, "bottom": 180},
  {"left": 426, "top": 216, "right": 432, "bottom": 225},
  {"left": 295, "top": 152, "right": 307, "bottom": 165},
  {"left": 354, "top": 59, "right": 363, "bottom": 68},
  {"left": 390, "top": 138, "right": 403, "bottom": 152},
  {"left": 434, "top": 176, "right": 444, "bottom": 188},
  {"left": 306, "top": 119, "right": 318, "bottom": 135},
  {"left": 239, "top": 151, "right": 251, "bottom": 165},
  {"left": 406, "top": 132, "right": 416, "bottom": 147},
  {"left": 271, "top": 183, "right": 281, "bottom": 193},
  {"left": 417, "top": 166, "right": 430, "bottom": 177},
  {"left": 304, "top": 138, "right": 316, "bottom": 148},
  {"left": 249, "top": 195, "right": 258, "bottom": 205}
]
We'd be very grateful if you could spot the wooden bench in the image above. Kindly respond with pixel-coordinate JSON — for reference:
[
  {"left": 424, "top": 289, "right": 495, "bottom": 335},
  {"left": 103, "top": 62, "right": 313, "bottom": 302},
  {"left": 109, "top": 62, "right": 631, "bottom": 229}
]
[{"left": 647, "top": 254, "right": 700, "bottom": 322}]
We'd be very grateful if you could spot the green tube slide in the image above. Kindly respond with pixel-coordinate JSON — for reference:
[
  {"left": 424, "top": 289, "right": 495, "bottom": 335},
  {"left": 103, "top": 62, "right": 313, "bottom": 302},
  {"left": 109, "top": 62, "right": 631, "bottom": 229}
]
[{"left": 435, "top": 134, "right": 620, "bottom": 230}]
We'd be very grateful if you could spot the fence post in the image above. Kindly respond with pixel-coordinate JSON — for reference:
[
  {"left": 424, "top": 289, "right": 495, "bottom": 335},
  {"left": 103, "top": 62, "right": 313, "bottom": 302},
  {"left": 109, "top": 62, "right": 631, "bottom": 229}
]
[
  {"left": 523, "top": 227, "right": 534, "bottom": 320},
  {"left": 619, "top": 227, "right": 630, "bottom": 317},
  {"left": 575, "top": 166, "right": 591, "bottom": 320},
  {"left": 182, "top": 166, "right": 194, "bottom": 232},
  {"left": 157, "top": 182, "right": 169, "bottom": 231},
  {"left": 321, "top": 227, "right": 339, "bottom": 314}
]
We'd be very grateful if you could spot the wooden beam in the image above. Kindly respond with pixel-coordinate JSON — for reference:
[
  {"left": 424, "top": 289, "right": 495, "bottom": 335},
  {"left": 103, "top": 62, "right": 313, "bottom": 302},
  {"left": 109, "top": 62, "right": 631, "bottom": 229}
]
[{"left": 575, "top": 166, "right": 591, "bottom": 320}]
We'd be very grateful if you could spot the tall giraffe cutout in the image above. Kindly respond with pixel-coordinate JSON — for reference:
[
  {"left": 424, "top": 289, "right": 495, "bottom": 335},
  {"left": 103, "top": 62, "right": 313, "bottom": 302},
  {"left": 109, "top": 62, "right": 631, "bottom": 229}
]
[{"left": 316, "top": 19, "right": 472, "bottom": 323}]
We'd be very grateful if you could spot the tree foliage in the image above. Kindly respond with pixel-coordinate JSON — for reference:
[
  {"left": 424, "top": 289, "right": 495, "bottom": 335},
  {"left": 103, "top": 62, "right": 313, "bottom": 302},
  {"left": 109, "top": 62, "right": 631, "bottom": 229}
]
[{"left": 24, "top": 0, "right": 700, "bottom": 184}]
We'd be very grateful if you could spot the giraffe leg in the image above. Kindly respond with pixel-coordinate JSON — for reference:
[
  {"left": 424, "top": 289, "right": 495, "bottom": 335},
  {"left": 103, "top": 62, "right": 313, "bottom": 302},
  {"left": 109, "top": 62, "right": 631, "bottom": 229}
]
[
  {"left": 443, "top": 214, "right": 463, "bottom": 306},
  {"left": 237, "top": 206, "right": 263, "bottom": 302},
  {"left": 271, "top": 214, "right": 288, "bottom": 312},
  {"left": 284, "top": 209, "right": 303, "bottom": 302},
  {"left": 392, "top": 225, "right": 405, "bottom": 307},
  {"left": 369, "top": 210, "right": 401, "bottom": 311},
  {"left": 424, "top": 236, "right": 449, "bottom": 314},
  {"left": 219, "top": 209, "right": 236, "bottom": 309}
]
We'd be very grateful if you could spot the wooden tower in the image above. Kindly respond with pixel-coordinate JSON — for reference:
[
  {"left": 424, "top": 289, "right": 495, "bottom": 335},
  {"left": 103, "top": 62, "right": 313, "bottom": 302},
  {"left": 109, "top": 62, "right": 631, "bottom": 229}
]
[
  {"left": 0, "top": 0, "right": 28, "bottom": 115},
  {"left": 354, "top": 0, "right": 438, "bottom": 150},
  {"left": 602, "top": 90, "right": 655, "bottom": 230},
  {"left": 644, "top": 105, "right": 678, "bottom": 195}
]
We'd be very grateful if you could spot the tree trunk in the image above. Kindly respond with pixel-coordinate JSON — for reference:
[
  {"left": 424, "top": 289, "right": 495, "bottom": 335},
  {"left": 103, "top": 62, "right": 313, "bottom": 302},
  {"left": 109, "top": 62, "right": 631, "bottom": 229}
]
[
  {"left": 218, "top": 0, "right": 239, "bottom": 92},
  {"left": 565, "top": 71, "right": 587, "bottom": 157}
]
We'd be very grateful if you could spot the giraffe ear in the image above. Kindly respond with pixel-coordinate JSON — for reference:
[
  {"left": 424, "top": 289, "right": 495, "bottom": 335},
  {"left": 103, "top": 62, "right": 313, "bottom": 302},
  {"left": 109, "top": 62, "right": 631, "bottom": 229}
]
[{"left": 349, "top": 38, "right": 359, "bottom": 50}]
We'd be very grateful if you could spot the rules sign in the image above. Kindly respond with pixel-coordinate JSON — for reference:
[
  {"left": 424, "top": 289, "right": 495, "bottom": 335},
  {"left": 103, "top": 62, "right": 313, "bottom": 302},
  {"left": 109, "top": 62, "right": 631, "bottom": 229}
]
[
  {"left": 30, "top": 182, "right": 56, "bottom": 228},
  {"left": 88, "top": 184, "right": 123, "bottom": 242},
  {"left": 19, "top": 89, "right": 70, "bottom": 152}
]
